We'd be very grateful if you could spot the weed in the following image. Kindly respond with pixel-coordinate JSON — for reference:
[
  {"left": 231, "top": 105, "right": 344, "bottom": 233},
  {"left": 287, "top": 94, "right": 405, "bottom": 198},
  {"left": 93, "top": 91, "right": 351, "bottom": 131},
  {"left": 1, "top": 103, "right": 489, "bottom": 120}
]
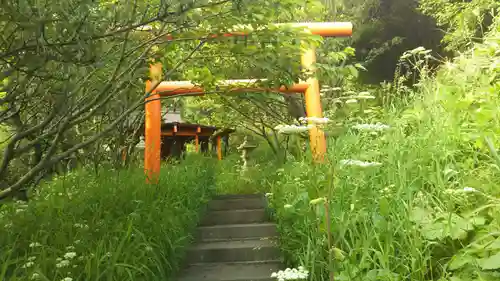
[{"left": 0, "top": 155, "right": 216, "bottom": 281}]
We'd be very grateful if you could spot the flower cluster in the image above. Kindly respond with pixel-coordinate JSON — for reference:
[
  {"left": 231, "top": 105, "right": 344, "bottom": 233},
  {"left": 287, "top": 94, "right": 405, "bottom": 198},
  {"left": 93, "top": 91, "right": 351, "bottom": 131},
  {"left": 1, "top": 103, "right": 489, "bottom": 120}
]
[
  {"left": 444, "top": 187, "right": 478, "bottom": 195},
  {"left": 352, "top": 123, "right": 390, "bottom": 132},
  {"left": 298, "top": 116, "right": 330, "bottom": 125},
  {"left": 274, "top": 124, "right": 313, "bottom": 134},
  {"left": 271, "top": 266, "right": 309, "bottom": 281},
  {"left": 340, "top": 159, "right": 382, "bottom": 168},
  {"left": 56, "top": 248, "right": 77, "bottom": 268}
]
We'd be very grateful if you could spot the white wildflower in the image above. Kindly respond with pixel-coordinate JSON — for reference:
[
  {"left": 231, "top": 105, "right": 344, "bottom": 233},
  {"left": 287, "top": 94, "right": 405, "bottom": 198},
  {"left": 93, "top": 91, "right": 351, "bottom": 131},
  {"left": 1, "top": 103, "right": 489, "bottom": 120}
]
[
  {"left": 462, "top": 187, "right": 478, "bottom": 193},
  {"left": 340, "top": 159, "right": 382, "bottom": 168},
  {"left": 284, "top": 204, "right": 293, "bottom": 209},
  {"left": 345, "top": 99, "right": 358, "bottom": 104},
  {"left": 445, "top": 187, "right": 478, "bottom": 195},
  {"left": 64, "top": 252, "right": 77, "bottom": 259},
  {"left": 22, "top": 261, "right": 34, "bottom": 268},
  {"left": 29, "top": 242, "right": 41, "bottom": 248},
  {"left": 74, "top": 223, "right": 89, "bottom": 229},
  {"left": 271, "top": 266, "right": 309, "bottom": 280},
  {"left": 298, "top": 116, "right": 329, "bottom": 125},
  {"left": 352, "top": 123, "right": 390, "bottom": 132},
  {"left": 31, "top": 273, "right": 40, "bottom": 280},
  {"left": 265, "top": 193, "right": 273, "bottom": 198},
  {"left": 274, "top": 124, "right": 313, "bottom": 134},
  {"left": 352, "top": 91, "right": 376, "bottom": 100},
  {"left": 61, "top": 277, "right": 73, "bottom": 281},
  {"left": 56, "top": 260, "right": 70, "bottom": 268},
  {"left": 381, "top": 184, "right": 395, "bottom": 194},
  {"left": 15, "top": 200, "right": 28, "bottom": 207},
  {"left": 320, "top": 86, "right": 341, "bottom": 93},
  {"left": 410, "top": 46, "right": 426, "bottom": 54}
]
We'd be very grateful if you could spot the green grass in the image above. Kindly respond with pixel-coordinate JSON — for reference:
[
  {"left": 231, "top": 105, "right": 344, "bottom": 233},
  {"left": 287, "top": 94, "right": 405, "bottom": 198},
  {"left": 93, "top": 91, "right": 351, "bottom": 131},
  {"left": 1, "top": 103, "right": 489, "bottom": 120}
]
[
  {"left": 215, "top": 17, "right": 500, "bottom": 281},
  {"left": 0, "top": 155, "right": 217, "bottom": 281},
  {"left": 1, "top": 14, "right": 499, "bottom": 281}
]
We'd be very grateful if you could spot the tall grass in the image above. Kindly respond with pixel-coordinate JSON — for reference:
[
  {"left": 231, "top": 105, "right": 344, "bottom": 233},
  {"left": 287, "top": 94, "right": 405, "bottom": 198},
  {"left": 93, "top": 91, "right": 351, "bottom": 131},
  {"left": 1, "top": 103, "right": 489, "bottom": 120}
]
[
  {"left": 217, "top": 16, "right": 500, "bottom": 281},
  {"left": 0, "top": 155, "right": 216, "bottom": 281}
]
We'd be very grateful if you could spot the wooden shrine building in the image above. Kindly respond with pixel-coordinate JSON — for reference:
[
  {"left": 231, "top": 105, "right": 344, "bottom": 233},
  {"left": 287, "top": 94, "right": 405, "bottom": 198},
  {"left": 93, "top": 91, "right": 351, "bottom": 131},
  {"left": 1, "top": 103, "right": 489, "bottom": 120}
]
[{"left": 159, "top": 122, "right": 234, "bottom": 160}]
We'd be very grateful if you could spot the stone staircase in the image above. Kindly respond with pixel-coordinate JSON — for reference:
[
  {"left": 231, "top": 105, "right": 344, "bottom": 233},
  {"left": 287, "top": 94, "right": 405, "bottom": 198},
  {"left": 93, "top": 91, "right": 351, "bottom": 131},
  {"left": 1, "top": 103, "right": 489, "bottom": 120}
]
[{"left": 177, "top": 194, "right": 282, "bottom": 281}]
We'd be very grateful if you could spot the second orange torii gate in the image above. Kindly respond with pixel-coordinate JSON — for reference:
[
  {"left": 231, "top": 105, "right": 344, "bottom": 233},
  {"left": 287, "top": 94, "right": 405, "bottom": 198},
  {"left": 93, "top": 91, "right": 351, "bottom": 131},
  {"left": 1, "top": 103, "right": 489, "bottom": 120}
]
[{"left": 145, "top": 22, "right": 353, "bottom": 183}]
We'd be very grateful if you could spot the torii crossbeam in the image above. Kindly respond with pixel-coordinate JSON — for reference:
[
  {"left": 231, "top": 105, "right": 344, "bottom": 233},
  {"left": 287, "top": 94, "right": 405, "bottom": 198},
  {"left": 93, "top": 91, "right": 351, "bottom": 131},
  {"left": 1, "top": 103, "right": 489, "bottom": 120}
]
[{"left": 145, "top": 22, "right": 353, "bottom": 183}]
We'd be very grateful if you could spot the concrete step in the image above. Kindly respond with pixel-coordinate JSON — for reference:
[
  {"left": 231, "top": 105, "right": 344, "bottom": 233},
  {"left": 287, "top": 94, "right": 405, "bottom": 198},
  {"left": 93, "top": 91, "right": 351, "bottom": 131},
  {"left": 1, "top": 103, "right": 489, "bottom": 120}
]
[
  {"left": 200, "top": 209, "right": 268, "bottom": 226},
  {"left": 196, "top": 223, "right": 278, "bottom": 242},
  {"left": 213, "top": 194, "right": 264, "bottom": 200},
  {"left": 208, "top": 198, "right": 266, "bottom": 211},
  {"left": 186, "top": 239, "right": 279, "bottom": 263},
  {"left": 178, "top": 261, "right": 282, "bottom": 281}
]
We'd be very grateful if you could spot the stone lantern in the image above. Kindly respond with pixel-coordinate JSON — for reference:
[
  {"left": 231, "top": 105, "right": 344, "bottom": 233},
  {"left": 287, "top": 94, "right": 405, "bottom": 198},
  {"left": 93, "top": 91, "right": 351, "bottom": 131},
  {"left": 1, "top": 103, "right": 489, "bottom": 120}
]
[{"left": 237, "top": 136, "right": 257, "bottom": 173}]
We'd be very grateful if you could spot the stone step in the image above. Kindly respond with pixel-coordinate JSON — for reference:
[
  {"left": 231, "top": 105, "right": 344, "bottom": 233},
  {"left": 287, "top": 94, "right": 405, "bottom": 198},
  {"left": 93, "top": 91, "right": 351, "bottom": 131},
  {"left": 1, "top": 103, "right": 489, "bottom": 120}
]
[
  {"left": 178, "top": 261, "right": 282, "bottom": 281},
  {"left": 186, "top": 239, "right": 279, "bottom": 264},
  {"left": 213, "top": 194, "right": 264, "bottom": 200},
  {"left": 196, "top": 223, "right": 278, "bottom": 242},
  {"left": 200, "top": 209, "right": 268, "bottom": 226},
  {"left": 208, "top": 198, "right": 266, "bottom": 211}
]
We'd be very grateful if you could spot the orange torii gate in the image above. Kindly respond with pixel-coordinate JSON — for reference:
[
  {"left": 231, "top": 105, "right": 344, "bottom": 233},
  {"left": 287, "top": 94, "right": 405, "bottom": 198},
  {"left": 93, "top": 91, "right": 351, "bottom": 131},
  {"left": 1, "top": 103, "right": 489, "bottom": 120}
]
[{"left": 145, "top": 22, "right": 353, "bottom": 183}]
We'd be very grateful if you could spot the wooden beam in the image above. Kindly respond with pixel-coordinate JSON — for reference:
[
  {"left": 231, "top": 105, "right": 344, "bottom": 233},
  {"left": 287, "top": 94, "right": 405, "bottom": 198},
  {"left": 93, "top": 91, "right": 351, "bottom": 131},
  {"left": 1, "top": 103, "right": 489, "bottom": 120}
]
[
  {"left": 155, "top": 79, "right": 309, "bottom": 96},
  {"left": 163, "top": 22, "right": 353, "bottom": 40},
  {"left": 161, "top": 131, "right": 214, "bottom": 137}
]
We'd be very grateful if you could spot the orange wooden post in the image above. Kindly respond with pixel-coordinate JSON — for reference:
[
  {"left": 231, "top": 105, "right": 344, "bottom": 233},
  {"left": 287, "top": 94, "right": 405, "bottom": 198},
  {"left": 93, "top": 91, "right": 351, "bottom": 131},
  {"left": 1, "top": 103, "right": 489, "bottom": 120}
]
[
  {"left": 195, "top": 126, "right": 200, "bottom": 153},
  {"left": 216, "top": 136, "right": 222, "bottom": 160},
  {"left": 301, "top": 46, "right": 326, "bottom": 163},
  {"left": 144, "top": 63, "right": 162, "bottom": 183},
  {"left": 121, "top": 147, "right": 127, "bottom": 163}
]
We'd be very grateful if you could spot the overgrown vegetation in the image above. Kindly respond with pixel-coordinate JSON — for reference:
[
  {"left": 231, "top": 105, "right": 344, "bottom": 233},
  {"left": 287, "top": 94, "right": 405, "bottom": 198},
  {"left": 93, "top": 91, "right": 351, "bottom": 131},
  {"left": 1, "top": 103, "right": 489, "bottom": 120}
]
[
  {"left": 2, "top": 0, "right": 500, "bottom": 280},
  {"left": 0, "top": 156, "right": 216, "bottom": 281},
  {"left": 215, "top": 7, "right": 500, "bottom": 281}
]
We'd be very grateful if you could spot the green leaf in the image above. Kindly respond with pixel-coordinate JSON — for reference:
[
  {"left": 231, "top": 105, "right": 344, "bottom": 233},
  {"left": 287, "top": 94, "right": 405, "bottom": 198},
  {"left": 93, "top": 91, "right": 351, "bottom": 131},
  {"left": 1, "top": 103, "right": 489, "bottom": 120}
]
[
  {"left": 314, "top": 203, "right": 325, "bottom": 218},
  {"left": 448, "top": 254, "right": 475, "bottom": 270},
  {"left": 449, "top": 217, "right": 473, "bottom": 240},
  {"left": 486, "top": 238, "right": 500, "bottom": 250},
  {"left": 354, "top": 63, "right": 367, "bottom": 71},
  {"left": 469, "top": 216, "right": 486, "bottom": 227},
  {"left": 422, "top": 221, "right": 446, "bottom": 240},
  {"left": 343, "top": 47, "right": 355, "bottom": 56},
  {"left": 379, "top": 197, "right": 390, "bottom": 217},
  {"left": 347, "top": 65, "right": 359, "bottom": 78},
  {"left": 410, "top": 207, "right": 432, "bottom": 224},
  {"left": 478, "top": 252, "right": 500, "bottom": 270}
]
